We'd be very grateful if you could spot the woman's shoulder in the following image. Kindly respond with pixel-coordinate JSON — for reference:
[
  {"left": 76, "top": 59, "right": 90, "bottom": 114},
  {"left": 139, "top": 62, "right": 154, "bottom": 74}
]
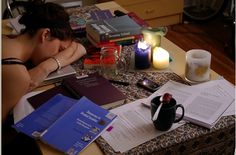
[
  {"left": 2, "top": 63, "right": 30, "bottom": 85},
  {"left": 2, "top": 58, "right": 24, "bottom": 65}
]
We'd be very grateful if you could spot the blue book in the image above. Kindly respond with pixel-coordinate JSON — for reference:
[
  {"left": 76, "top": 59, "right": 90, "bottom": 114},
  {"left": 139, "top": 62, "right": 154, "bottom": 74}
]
[{"left": 13, "top": 94, "right": 117, "bottom": 155}]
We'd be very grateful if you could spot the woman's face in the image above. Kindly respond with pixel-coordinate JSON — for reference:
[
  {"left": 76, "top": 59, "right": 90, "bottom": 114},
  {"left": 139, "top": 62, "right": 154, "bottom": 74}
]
[{"left": 31, "top": 38, "right": 71, "bottom": 65}]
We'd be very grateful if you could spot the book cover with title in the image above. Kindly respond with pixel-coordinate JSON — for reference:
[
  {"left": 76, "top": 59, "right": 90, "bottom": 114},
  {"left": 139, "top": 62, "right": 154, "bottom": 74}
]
[{"left": 13, "top": 94, "right": 117, "bottom": 155}]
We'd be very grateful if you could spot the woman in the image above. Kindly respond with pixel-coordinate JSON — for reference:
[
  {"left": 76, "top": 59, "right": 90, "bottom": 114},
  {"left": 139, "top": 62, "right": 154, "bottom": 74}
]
[{"left": 2, "top": 1, "right": 86, "bottom": 122}]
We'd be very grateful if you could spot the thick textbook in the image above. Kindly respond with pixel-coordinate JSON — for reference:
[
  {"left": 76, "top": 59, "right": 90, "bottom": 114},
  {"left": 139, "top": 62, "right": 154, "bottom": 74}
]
[
  {"left": 13, "top": 94, "right": 117, "bottom": 155},
  {"left": 86, "top": 15, "right": 142, "bottom": 42},
  {"left": 62, "top": 73, "right": 127, "bottom": 109},
  {"left": 69, "top": 9, "right": 113, "bottom": 37},
  {"left": 28, "top": 73, "right": 127, "bottom": 109},
  {"left": 87, "top": 33, "right": 142, "bottom": 48}
]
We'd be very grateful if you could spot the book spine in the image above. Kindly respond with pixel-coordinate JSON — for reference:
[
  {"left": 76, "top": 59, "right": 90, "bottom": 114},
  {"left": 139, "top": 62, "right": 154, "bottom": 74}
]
[
  {"left": 87, "top": 33, "right": 142, "bottom": 47},
  {"left": 99, "top": 29, "right": 141, "bottom": 42},
  {"left": 86, "top": 23, "right": 101, "bottom": 43},
  {"left": 62, "top": 80, "right": 82, "bottom": 99},
  {"left": 86, "top": 23, "right": 141, "bottom": 42}
]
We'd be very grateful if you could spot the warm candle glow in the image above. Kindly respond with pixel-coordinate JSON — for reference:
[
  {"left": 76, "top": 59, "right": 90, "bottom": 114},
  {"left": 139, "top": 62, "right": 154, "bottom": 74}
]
[
  {"left": 137, "top": 40, "right": 149, "bottom": 50},
  {"left": 153, "top": 47, "right": 169, "bottom": 69}
]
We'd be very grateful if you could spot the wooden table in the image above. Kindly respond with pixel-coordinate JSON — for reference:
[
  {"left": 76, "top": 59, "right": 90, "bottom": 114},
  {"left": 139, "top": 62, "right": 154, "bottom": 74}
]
[{"left": 3, "top": 1, "right": 230, "bottom": 155}]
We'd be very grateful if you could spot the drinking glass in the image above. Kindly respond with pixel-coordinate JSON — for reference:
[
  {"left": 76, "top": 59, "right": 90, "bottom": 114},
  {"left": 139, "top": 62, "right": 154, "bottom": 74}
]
[{"left": 100, "top": 46, "right": 126, "bottom": 79}]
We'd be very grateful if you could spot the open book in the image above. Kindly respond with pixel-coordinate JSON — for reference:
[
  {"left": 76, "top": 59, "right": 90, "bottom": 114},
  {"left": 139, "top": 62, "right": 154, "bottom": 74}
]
[
  {"left": 13, "top": 94, "right": 117, "bottom": 155},
  {"left": 143, "top": 79, "right": 235, "bottom": 129}
]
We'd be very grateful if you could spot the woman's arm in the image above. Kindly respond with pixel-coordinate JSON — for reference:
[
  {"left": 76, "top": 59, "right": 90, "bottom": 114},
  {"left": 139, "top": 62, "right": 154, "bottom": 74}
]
[
  {"left": 28, "top": 42, "right": 86, "bottom": 90},
  {"left": 53, "top": 41, "right": 87, "bottom": 67},
  {"left": 2, "top": 66, "right": 30, "bottom": 122}
]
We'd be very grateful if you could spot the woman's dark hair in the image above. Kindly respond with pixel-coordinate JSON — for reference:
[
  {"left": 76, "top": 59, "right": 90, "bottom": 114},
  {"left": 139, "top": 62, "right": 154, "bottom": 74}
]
[{"left": 19, "top": 0, "right": 74, "bottom": 40}]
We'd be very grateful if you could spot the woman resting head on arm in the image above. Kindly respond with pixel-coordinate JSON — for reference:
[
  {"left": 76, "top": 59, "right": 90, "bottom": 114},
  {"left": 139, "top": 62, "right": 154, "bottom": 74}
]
[{"left": 2, "top": 0, "right": 86, "bottom": 122}]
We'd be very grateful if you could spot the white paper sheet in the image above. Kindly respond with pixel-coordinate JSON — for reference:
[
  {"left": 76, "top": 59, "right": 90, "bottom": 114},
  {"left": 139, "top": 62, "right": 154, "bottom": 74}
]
[
  {"left": 13, "top": 91, "right": 42, "bottom": 123},
  {"left": 101, "top": 99, "right": 185, "bottom": 153},
  {"left": 143, "top": 78, "right": 235, "bottom": 128},
  {"left": 192, "top": 79, "right": 235, "bottom": 116}
]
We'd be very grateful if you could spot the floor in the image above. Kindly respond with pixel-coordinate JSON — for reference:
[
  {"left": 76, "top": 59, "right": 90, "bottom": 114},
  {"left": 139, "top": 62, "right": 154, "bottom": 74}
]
[{"left": 165, "top": 15, "right": 235, "bottom": 84}]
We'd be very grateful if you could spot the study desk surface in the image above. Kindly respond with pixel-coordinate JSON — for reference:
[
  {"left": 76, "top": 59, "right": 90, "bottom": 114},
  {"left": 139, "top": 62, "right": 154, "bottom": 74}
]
[{"left": 2, "top": 1, "right": 228, "bottom": 155}]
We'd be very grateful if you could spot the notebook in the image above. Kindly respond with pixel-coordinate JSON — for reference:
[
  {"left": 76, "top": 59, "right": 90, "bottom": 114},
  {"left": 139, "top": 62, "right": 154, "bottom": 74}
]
[{"left": 41, "top": 65, "right": 76, "bottom": 86}]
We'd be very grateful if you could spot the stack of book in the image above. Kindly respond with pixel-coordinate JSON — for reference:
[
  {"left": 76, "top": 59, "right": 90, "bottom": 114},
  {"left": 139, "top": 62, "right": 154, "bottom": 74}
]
[
  {"left": 69, "top": 9, "right": 113, "bottom": 37},
  {"left": 86, "top": 15, "right": 143, "bottom": 47}
]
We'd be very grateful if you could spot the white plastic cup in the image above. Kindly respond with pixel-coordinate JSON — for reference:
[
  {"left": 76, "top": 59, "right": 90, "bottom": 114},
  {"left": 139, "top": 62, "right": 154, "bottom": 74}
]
[{"left": 185, "top": 49, "right": 211, "bottom": 82}]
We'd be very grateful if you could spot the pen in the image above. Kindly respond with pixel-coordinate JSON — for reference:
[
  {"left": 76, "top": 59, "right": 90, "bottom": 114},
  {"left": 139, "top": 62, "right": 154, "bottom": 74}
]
[
  {"left": 76, "top": 74, "right": 89, "bottom": 79},
  {"left": 109, "top": 79, "right": 130, "bottom": 86}
]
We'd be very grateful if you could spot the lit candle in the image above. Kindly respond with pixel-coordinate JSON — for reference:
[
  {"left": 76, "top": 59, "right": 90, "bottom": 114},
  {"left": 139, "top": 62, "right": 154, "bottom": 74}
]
[
  {"left": 153, "top": 47, "right": 169, "bottom": 69},
  {"left": 134, "top": 40, "right": 151, "bottom": 69}
]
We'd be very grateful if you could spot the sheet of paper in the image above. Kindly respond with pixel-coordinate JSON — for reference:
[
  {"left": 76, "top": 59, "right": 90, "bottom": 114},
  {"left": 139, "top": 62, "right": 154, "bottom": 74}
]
[
  {"left": 101, "top": 99, "right": 185, "bottom": 153},
  {"left": 191, "top": 79, "right": 235, "bottom": 116},
  {"left": 143, "top": 78, "right": 235, "bottom": 128},
  {"left": 13, "top": 91, "right": 42, "bottom": 123}
]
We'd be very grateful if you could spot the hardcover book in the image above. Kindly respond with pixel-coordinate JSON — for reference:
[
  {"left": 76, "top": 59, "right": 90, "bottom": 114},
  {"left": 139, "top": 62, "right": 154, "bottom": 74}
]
[
  {"left": 13, "top": 94, "right": 117, "bottom": 155},
  {"left": 28, "top": 73, "right": 127, "bottom": 110},
  {"left": 62, "top": 73, "right": 127, "bottom": 109},
  {"left": 90, "top": 9, "right": 113, "bottom": 21},
  {"left": 69, "top": 9, "right": 113, "bottom": 37},
  {"left": 86, "top": 33, "right": 142, "bottom": 48},
  {"left": 86, "top": 15, "right": 142, "bottom": 43}
]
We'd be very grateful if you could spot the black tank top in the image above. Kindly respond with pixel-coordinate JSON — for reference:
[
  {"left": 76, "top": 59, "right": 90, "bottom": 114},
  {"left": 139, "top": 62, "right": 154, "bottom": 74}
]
[{"left": 2, "top": 58, "right": 24, "bottom": 65}]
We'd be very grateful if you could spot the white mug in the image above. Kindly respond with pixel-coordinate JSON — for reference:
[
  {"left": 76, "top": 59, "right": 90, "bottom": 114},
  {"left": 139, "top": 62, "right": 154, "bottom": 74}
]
[{"left": 185, "top": 49, "right": 211, "bottom": 82}]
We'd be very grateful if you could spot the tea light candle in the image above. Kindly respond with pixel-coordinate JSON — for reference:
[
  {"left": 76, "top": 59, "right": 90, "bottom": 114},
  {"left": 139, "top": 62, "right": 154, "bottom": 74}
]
[
  {"left": 153, "top": 47, "right": 169, "bottom": 69},
  {"left": 134, "top": 40, "right": 151, "bottom": 69}
]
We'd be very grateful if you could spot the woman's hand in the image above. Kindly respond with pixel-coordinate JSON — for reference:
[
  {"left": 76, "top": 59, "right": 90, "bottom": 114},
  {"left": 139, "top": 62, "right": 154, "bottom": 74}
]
[{"left": 53, "top": 41, "right": 87, "bottom": 68}]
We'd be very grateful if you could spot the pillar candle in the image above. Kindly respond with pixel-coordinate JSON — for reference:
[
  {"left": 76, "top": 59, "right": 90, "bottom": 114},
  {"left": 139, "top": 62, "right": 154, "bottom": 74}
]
[
  {"left": 134, "top": 40, "right": 151, "bottom": 69},
  {"left": 153, "top": 47, "right": 169, "bottom": 69}
]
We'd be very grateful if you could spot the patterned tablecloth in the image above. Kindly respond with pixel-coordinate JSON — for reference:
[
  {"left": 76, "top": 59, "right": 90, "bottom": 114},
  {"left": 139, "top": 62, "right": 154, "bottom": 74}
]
[
  {"left": 72, "top": 45, "right": 235, "bottom": 155},
  {"left": 67, "top": 6, "right": 235, "bottom": 155}
]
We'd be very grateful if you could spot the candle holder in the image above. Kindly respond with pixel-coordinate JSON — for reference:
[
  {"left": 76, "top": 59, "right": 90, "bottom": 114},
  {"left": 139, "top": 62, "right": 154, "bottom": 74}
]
[
  {"left": 152, "top": 47, "right": 169, "bottom": 70},
  {"left": 142, "top": 27, "right": 168, "bottom": 48},
  {"left": 134, "top": 40, "right": 151, "bottom": 69}
]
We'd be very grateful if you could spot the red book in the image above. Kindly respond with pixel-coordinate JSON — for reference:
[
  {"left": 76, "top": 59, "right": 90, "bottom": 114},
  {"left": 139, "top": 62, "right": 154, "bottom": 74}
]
[
  {"left": 127, "top": 12, "right": 150, "bottom": 27},
  {"left": 83, "top": 43, "right": 122, "bottom": 69}
]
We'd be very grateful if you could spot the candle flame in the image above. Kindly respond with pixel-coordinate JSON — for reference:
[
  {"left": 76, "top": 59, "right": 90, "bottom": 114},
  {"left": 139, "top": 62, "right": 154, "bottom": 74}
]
[{"left": 138, "top": 40, "right": 149, "bottom": 50}]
